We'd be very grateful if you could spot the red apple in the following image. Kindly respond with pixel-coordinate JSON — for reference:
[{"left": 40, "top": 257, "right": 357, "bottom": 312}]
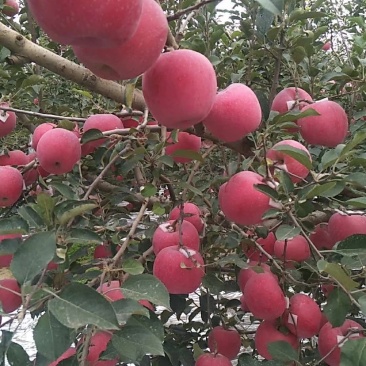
[
  {"left": 322, "top": 42, "right": 331, "bottom": 51},
  {"left": 49, "top": 347, "right": 76, "bottom": 366},
  {"left": 142, "top": 49, "right": 217, "bottom": 129},
  {"left": 242, "top": 232, "right": 276, "bottom": 261},
  {"left": 266, "top": 139, "right": 311, "bottom": 183},
  {"left": 27, "top": 0, "right": 143, "bottom": 48},
  {"left": 328, "top": 212, "right": 366, "bottom": 244},
  {"left": 244, "top": 272, "right": 286, "bottom": 320},
  {"left": 282, "top": 293, "right": 322, "bottom": 338},
  {"left": 202, "top": 83, "right": 262, "bottom": 142},
  {"left": 2, "top": 0, "right": 19, "bottom": 17},
  {"left": 0, "top": 166, "right": 23, "bottom": 207},
  {"left": 32, "top": 122, "right": 57, "bottom": 149},
  {"left": 321, "top": 284, "right": 335, "bottom": 298},
  {"left": 0, "top": 233, "right": 22, "bottom": 268},
  {"left": 240, "top": 294, "right": 249, "bottom": 312},
  {"left": 255, "top": 320, "right": 298, "bottom": 360},
  {"left": 87, "top": 331, "right": 119, "bottom": 366},
  {"left": 195, "top": 353, "right": 231, "bottom": 366},
  {"left": 73, "top": 0, "right": 168, "bottom": 81},
  {"left": 0, "top": 103, "right": 16, "bottom": 137},
  {"left": 0, "top": 150, "right": 28, "bottom": 167},
  {"left": 37, "top": 128, "right": 81, "bottom": 174},
  {"left": 310, "top": 223, "right": 334, "bottom": 250},
  {"left": 318, "top": 320, "right": 365, "bottom": 366},
  {"left": 165, "top": 132, "right": 202, "bottom": 164},
  {"left": 271, "top": 87, "right": 312, "bottom": 114},
  {"left": 93, "top": 244, "right": 112, "bottom": 260},
  {"left": 82, "top": 114, "right": 124, "bottom": 155},
  {"left": 274, "top": 234, "right": 311, "bottom": 264},
  {"left": 152, "top": 219, "right": 200, "bottom": 255},
  {"left": 208, "top": 326, "right": 241, "bottom": 360},
  {"left": 23, "top": 152, "right": 39, "bottom": 186},
  {"left": 297, "top": 100, "right": 348, "bottom": 147},
  {"left": 0, "top": 278, "right": 22, "bottom": 313},
  {"left": 169, "top": 202, "right": 204, "bottom": 233},
  {"left": 218, "top": 171, "right": 271, "bottom": 226},
  {"left": 153, "top": 246, "right": 205, "bottom": 294},
  {"left": 238, "top": 261, "right": 276, "bottom": 292}
]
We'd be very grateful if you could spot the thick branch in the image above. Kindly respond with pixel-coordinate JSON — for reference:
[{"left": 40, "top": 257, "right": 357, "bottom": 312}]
[{"left": 0, "top": 23, "right": 145, "bottom": 110}]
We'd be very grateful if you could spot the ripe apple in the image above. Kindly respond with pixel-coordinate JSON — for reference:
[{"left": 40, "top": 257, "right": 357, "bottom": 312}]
[
  {"left": 255, "top": 320, "right": 298, "bottom": 360},
  {"left": 202, "top": 83, "right": 262, "bottom": 142},
  {"left": 327, "top": 212, "right": 366, "bottom": 244},
  {"left": 196, "top": 353, "right": 231, "bottom": 366},
  {"left": 0, "top": 278, "right": 22, "bottom": 313},
  {"left": 238, "top": 261, "right": 276, "bottom": 292},
  {"left": 208, "top": 326, "right": 241, "bottom": 360},
  {"left": 49, "top": 347, "right": 76, "bottom": 366},
  {"left": 218, "top": 171, "right": 271, "bottom": 226},
  {"left": 2, "top": 0, "right": 19, "bottom": 17},
  {"left": 266, "top": 139, "right": 311, "bottom": 183},
  {"left": 165, "top": 132, "right": 202, "bottom": 164},
  {"left": 282, "top": 293, "right": 322, "bottom": 338},
  {"left": 0, "top": 150, "right": 28, "bottom": 166},
  {"left": 274, "top": 234, "right": 311, "bottom": 265},
  {"left": 271, "top": 87, "right": 312, "bottom": 114},
  {"left": 0, "top": 233, "right": 22, "bottom": 268},
  {"left": 321, "top": 284, "right": 335, "bottom": 298},
  {"left": 240, "top": 294, "right": 249, "bottom": 312},
  {"left": 309, "top": 223, "right": 334, "bottom": 250},
  {"left": 296, "top": 100, "right": 348, "bottom": 147},
  {"left": 122, "top": 117, "right": 157, "bottom": 128},
  {"left": 37, "top": 128, "right": 81, "bottom": 174},
  {"left": 0, "top": 103, "right": 16, "bottom": 137},
  {"left": 86, "top": 331, "right": 119, "bottom": 366},
  {"left": 32, "top": 122, "right": 57, "bottom": 149},
  {"left": 73, "top": 0, "right": 168, "bottom": 81},
  {"left": 152, "top": 219, "right": 200, "bottom": 255},
  {"left": 169, "top": 202, "right": 204, "bottom": 233},
  {"left": 244, "top": 272, "right": 286, "bottom": 320},
  {"left": 94, "top": 244, "right": 113, "bottom": 260},
  {"left": 318, "top": 320, "right": 365, "bottom": 366},
  {"left": 23, "top": 152, "right": 39, "bottom": 186},
  {"left": 27, "top": 0, "right": 143, "bottom": 48},
  {"left": 153, "top": 246, "right": 205, "bottom": 294},
  {"left": 322, "top": 42, "right": 331, "bottom": 51},
  {"left": 82, "top": 114, "right": 124, "bottom": 155},
  {"left": 242, "top": 232, "right": 276, "bottom": 261},
  {"left": 0, "top": 166, "right": 23, "bottom": 207},
  {"left": 142, "top": 49, "right": 217, "bottom": 129}
]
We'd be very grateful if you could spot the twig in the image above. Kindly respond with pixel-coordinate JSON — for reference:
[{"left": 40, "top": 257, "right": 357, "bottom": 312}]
[{"left": 167, "top": 0, "right": 221, "bottom": 21}]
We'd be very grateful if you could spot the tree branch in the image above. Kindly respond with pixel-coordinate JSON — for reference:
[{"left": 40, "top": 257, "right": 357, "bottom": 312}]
[{"left": 167, "top": 0, "right": 221, "bottom": 22}]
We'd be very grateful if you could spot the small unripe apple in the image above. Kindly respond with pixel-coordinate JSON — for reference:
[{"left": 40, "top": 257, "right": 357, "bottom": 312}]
[
  {"left": 274, "top": 235, "right": 311, "bottom": 264},
  {"left": 242, "top": 232, "right": 276, "bottom": 261},
  {"left": 208, "top": 326, "right": 241, "bottom": 360},
  {"left": 32, "top": 122, "right": 57, "bottom": 149},
  {"left": 0, "top": 166, "right": 23, "bottom": 207},
  {"left": 37, "top": 128, "right": 81, "bottom": 174},
  {"left": 244, "top": 272, "right": 286, "bottom": 320},
  {"left": 195, "top": 353, "right": 232, "bottom": 366},
  {"left": 152, "top": 220, "right": 200, "bottom": 255},
  {"left": 2, "top": 0, "right": 19, "bottom": 17},
  {"left": 202, "top": 83, "right": 262, "bottom": 142},
  {"left": 0, "top": 278, "right": 22, "bottom": 313},
  {"left": 165, "top": 132, "right": 202, "bottom": 164},
  {"left": 153, "top": 246, "right": 204, "bottom": 294},
  {"left": 328, "top": 212, "right": 366, "bottom": 244},
  {"left": 0, "top": 103, "right": 16, "bottom": 137},
  {"left": 310, "top": 223, "right": 334, "bottom": 250},
  {"left": 0, "top": 150, "right": 28, "bottom": 167},
  {"left": 271, "top": 87, "right": 313, "bottom": 114},
  {"left": 169, "top": 202, "right": 204, "bottom": 233}
]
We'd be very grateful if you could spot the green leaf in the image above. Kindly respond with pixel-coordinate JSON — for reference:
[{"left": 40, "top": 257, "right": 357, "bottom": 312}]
[
  {"left": 81, "top": 128, "right": 104, "bottom": 144},
  {"left": 141, "top": 184, "right": 157, "bottom": 198},
  {"left": 275, "top": 225, "right": 301, "bottom": 240},
  {"left": 336, "top": 234, "right": 366, "bottom": 254},
  {"left": 301, "top": 182, "right": 337, "bottom": 199},
  {"left": 11, "top": 231, "right": 56, "bottom": 284},
  {"left": 323, "top": 288, "right": 351, "bottom": 327},
  {"left": 111, "top": 299, "right": 150, "bottom": 325},
  {"left": 18, "top": 206, "right": 44, "bottom": 228},
  {"left": 178, "top": 182, "right": 203, "bottom": 196},
  {"left": 272, "top": 145, "right": 312, "bottom": 169},
  {"left": 273, "top": 107, "right": 320, "bottom": 123},
  {"left": 341, "top": 338, "right": 366, "bottom": 366},
  {"left": 121, "top": 274, "right": 170, "bottom": 309},
  {"left": 255, "top": 0, "right": 282, "bottom": 15},
  {"left": 202, "top": 273, "right": 225, "bottom": 295},
  {"left": 340, "top": 131, "right": 366, "bottom": 157},
  {"left": 33, "top": 311, "right": 72, "bottom": 361},
  {"left": 55, "top": 200, "right": 97, "bottom": 225},
  {"left": 0, "top": 217, "right": 29, "bottom": 235},
  {"left": 359, "top": 295, "right": 366, "bottom": 317},
  {"left": 238, "top": 354, "right": 283, "bottom": 365},
  {"left": 345, "top": 197, "right": 366, "bottom": 209},
  {"left": 254, "top": 183, "right": 279, "bottom": 200},
  {"left": 65, "top": 229, "right": 102, "bottom": 245},
  {"left": 170, "top": 149, "right": 203, "bottom": 162},
  {"left": 290, "top": 10, "right": 327, "bottom": 20},
  {"left": 122, "top": 259, "right": 144, "bottom": 275},
  {"left": 157, "top": 155, "right": 174, "bottom": 168},
  {"left": 36, "top": 193, "right": 55, "bottom": 226},
  {"left": 6, "top": 342, "right": 31, "bottom": 366},
  {"left": 112, "top": 315, "right": 164, "bottom": 363},
  {"left": 22, "top": 74, "right": 44, "bottom": 88},
  {"left": 268, "top": 340, "right": 298, "bottom": 361},
  {"left": 50, "top": 183, "right": 77, "bottom": 200},
  {"left": 48, "top": 282, "right": 119, "bottom": 330},
  {"left": 71, "top": 88, "right": 93, "bottom": 99}
]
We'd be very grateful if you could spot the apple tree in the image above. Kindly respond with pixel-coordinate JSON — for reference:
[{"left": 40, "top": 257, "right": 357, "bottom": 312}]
[{"left": 0, "top": 0, "right": 365, "bottom": 365}]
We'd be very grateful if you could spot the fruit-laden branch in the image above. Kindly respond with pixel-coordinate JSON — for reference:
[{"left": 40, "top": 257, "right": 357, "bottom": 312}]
[{"left": 0, "top": 22, "right": 145, "bottom": 111}]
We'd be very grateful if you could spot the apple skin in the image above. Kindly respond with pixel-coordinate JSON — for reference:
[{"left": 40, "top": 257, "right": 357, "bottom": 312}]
[
  {"left": 202, "top": 83, "right": 262, "bottom": 142},
  {"left": 218, "top": 171, "right": 271, "bottom": 226},
  {"left": 165, "top": 132, "right": 202, "bottom": 164},
  {"left": 2, "top": 0, "right": 19, "bottom": 16},
  {"left": 37, "top": 128, "right": 81, "bottom": 175},
  {"left": 32, "top": 122, "right": 57, "bottom": 149},
  {"left": 195, "top": 353, "right": 232, "bottom": 366},
  {"left": 255, "top": 320, "right": 298, "bottom": 360},
  {"left": 0, "top": 233, "right": 22, "bottom": 268},
  {"left": 242, "top": 232, "right": 276, "bottom": 261},
  {"left": 86, "top": 331, "right": 119, "bottom": 366},
  {"left": 49, "top": 347, "right": 76, "bottom": 366},
  {"left": 244, "top": 272, "right": 286, "bottom": 320},
  {"left": 169, "top": 202, "right": 204, "bottom": 233},
  {"left": 27, "top": 0, "right": 143, "bottom": 48},
  {"left": 327, "top": 212, "right": 366, "bottom": 244},
  {"left": 122, "top": 117, "right": 157, "bottom": 128},
  {"left": 310, "top": 223, "right": 334, "bottom": 250},
  {"left": 274, "top": 235, "right": 311, "bottom": 264},
  {"left": 94, "top": 244, "right": 113, "bottom": 260},
  {"left": 0, "top": 150, "right": 28, "bottom": 167},
  {"left": 0, "top": 166, "right": 24, "bottom": 207},
  {"left": 153, "top": 246, "right": 205, "bottom": 294},
  {"left": 266, "top": 139, "right": 311, "bottom": 183},
  {"left": 73, "top": 0, "right": 168, "bottom": 81},
  {"left": 82, "top": 114, "right": 124, "bottom": 155},
  {"left": 0, "top": 103, "right": 16, "bottom": 137},
  {"left": 0, "top": 278, "right": 22, "bottom": 313},
  {"left": 23, "top": 152, "right": 39, "bottom": 186},
  {"left": 208, "top": 326, "right": 241, "bottom": 360},
  {"left": 322, "top": 42, "right": 331, "bottom": 51},
  {"left": 296, "top": 100, "right": 348, "bottom": 147},
  {"left": 142, "top": 49, "right": 217, "bottom": 129},
  {"left": 240, "top": 294, "right": 249, "bottom": 312},
  {"left": 237, "top": 261, "right": 276, "bottom": 292},
  {"left": 152, "top": 219, "right": 200, "bottom": 255},
  {"left": 318, "top": 320, "right": 365, "bottom": 366},
  {"left": 282, "top": 293, "right": 322, "bottom": 338},
  {"left": 271, "top": 87, "right": 312, "bottom": 114}
]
